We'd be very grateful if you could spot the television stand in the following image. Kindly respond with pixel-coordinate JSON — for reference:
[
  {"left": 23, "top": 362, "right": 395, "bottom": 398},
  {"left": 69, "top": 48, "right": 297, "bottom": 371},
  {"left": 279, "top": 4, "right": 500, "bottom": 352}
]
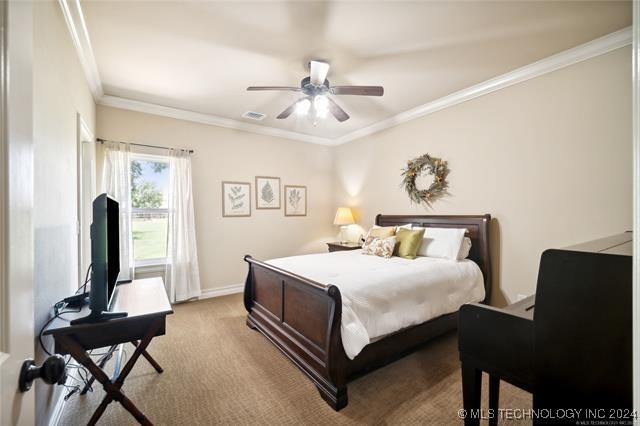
[{"left": 44, "top": 278, "right": 173, "bottom": 425}]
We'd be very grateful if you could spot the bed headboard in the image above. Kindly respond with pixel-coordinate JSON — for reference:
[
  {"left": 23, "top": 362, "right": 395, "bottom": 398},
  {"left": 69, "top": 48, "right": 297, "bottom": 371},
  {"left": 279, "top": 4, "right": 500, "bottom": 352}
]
[{"left": 376, "top": 214, "right": 492, "bottom": 303}]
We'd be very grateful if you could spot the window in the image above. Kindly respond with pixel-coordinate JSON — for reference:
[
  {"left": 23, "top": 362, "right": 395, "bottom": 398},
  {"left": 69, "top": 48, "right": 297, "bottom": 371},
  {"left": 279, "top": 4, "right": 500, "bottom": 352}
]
[{"left": 130, "top": 155, "right": 169, "bottom": 267}]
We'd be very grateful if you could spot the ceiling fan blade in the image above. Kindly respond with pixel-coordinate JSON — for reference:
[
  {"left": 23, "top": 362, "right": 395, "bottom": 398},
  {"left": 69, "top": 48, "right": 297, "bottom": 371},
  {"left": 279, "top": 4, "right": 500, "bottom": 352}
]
[
  {"left": 247, "top": 86, "right": 301, "bottom": 92},
  {"left": 327, "top": 97, "right": 349, "bottom": 122},
  {"left": 276, "top": 97, "right": 309, "bottom": 119},
  {"left": 331, "top": 86, "right": 384, "bottom": 96},
  {"left": 276, "top": 102, "right": 298, "bottom": 119},
  {"left": 310, "top": 60, "right": 330, "bottom": 86}
]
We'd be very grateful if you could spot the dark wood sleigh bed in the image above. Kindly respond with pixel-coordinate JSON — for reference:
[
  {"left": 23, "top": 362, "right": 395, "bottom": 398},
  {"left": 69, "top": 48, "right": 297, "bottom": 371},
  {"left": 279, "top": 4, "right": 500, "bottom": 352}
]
[{"left": 243, "top": 214, "right": 492, "bottom": 410}]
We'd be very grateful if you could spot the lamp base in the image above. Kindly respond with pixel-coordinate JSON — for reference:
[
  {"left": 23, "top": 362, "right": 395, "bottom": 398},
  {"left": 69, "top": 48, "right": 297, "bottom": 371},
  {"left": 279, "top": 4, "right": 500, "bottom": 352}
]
[{"left": 339, "top": 225, "right": 348, "bottom": 244}]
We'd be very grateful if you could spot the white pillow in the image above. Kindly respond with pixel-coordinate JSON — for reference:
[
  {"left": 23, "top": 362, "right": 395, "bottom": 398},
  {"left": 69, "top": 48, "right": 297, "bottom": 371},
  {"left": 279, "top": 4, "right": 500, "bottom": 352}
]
[
  {"left": 457, "top": 237, "right": 472, "bottom": 260},
  {"left": 415, "top": 227, "right": 467, "bottom": 260}
]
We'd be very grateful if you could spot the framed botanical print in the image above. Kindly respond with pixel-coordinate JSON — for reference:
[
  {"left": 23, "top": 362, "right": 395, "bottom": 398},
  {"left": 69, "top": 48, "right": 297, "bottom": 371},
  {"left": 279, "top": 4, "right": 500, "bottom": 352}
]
[
  {"left": 222, "top": 181, "right": 251, "bottom": 217},
  {"left": 284, "top": 185, "right": 307, "bottom": 216},
  {"left": 255, "top": 176, "right": 281, "bottom": 210}
]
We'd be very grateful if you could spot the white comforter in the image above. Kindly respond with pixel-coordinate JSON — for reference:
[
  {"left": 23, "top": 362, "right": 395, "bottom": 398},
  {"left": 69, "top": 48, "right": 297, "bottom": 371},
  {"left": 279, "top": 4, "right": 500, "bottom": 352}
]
[{"left": 267, "top": 250, "right": 485, "bottom": 359}]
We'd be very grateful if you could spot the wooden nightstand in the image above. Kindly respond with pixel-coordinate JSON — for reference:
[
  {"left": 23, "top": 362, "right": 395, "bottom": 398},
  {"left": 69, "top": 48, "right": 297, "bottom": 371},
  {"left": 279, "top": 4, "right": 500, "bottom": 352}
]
[{"left": 326, "top": 242, "right": 362, "bottom": 252}]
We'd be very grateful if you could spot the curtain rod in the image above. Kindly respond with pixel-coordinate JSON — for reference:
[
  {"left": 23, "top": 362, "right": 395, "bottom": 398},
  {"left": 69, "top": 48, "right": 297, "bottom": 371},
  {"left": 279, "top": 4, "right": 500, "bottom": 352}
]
[{"left": 96, "top": 138, "right": 194, "bottom": 154}]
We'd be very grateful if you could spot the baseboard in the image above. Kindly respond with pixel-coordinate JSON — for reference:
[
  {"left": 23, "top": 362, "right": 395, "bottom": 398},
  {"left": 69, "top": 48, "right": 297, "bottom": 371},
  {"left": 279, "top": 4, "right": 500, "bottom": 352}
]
[
  {"left": 199, "top": 284, "right": 244, "bottom": 300},
  {"left": 48, "top": 389, "right": 67, "bottom": 426},
  {"left": 48, "top": 358, "right": 83, "bottom": 426}
]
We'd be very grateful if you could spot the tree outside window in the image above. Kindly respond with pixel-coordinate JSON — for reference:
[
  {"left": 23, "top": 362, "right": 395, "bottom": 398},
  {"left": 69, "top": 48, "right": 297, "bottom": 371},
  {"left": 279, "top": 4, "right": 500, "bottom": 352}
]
[{"left": 130, "top": 157, "right": 169, "bottom": 266}]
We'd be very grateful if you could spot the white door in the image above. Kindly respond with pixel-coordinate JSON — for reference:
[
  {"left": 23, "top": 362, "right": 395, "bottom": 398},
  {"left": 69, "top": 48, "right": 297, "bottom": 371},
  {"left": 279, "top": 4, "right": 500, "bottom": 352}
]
[
  {"left": 0, "top": 1, "right": 36, "bottom": 424},
  {"left": 633, "top": 0, "right": 640, "bottom": 414}
]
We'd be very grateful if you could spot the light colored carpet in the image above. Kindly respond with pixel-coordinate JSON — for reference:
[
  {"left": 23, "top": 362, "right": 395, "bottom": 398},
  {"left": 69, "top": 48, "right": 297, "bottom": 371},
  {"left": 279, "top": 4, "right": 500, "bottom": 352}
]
[{"left": 59, "top": 293, "right": 531, "bottom": 425}]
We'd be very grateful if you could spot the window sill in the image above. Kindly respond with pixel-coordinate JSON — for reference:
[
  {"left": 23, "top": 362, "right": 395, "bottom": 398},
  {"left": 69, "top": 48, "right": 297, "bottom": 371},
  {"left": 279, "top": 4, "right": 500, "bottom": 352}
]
[{"left": 134, "top": 262, "right": 167, "bottom": 275}]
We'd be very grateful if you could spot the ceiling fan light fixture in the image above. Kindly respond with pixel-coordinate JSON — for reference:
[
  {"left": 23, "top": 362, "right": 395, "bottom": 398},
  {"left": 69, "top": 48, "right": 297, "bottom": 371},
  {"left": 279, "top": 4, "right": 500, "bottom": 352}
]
[
  {"left": 314, "top": 95, "right": 329, "bottom": 118},
  {"left": 296, "top": 98, "right": 311, "bottom": 115},
  {"left": 247, "top": 59, "right": 384, "bottom": 123}
]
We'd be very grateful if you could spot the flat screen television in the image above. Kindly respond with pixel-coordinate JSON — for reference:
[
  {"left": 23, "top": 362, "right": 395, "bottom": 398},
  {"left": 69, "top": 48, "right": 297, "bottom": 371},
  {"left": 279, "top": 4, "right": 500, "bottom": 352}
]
[{"left": 71, "top": 193, "right": 127, "bottom": 324}]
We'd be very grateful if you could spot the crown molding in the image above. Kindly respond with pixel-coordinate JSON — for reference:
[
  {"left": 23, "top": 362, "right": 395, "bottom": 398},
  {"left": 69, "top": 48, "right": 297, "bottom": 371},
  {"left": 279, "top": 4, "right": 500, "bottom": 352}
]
[
  {"left": 59, "top": 0, "right": 630, "bottom": 147},
  {"left": 58, "top": 0, "right": 103, "bottom": 100},
  {"left": 334, "top": 26, "right": 632, "bottom": 145},
  {"left": 57, "top": 0, "right": 335, "bottom": 145},
  {"left": 99, "top": 96, "right": 336, "bottom": 146}
]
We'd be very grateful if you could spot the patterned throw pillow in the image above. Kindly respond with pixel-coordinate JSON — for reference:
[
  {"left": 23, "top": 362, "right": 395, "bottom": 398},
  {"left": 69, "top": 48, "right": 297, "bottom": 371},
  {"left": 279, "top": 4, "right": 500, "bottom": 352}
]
[{"left": 361, "top": 236, "right": 397, "bottom": 258}]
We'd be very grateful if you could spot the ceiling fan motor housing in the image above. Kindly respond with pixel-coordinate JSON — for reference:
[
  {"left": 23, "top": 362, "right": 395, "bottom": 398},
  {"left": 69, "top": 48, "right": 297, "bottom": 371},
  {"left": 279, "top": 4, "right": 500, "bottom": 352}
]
[{"left": 300, "top": 76, "right": 330, "bottom": 96}]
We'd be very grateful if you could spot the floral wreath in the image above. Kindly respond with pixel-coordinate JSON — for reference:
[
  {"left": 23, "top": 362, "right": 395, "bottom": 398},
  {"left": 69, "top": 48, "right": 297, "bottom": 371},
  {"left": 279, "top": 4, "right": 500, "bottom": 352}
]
[{"left": 401, "top": 153, "right": 450, "bottom": 207}]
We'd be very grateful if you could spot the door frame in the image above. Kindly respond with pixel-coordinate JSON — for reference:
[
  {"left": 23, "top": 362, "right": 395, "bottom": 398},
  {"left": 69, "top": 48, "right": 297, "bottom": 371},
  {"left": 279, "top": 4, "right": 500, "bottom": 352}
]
[
  {"left": 76, "top": 113, "right": 94, "bottom": 287},
  {"left": 633, "top": 0, "right": 640, "bottom": 417},
  {"left": 0, "top": 0, "right": 35, "bottom": 424},
  {"left": 0, "top": 0, "right": 7, "bottom": 357}
]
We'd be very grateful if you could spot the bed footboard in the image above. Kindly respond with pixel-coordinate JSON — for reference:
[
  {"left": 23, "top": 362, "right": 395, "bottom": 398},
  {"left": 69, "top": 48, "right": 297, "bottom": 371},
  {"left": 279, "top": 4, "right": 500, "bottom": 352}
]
[{"left": 243, "top": 255, "right": 349, "bottom": 410}]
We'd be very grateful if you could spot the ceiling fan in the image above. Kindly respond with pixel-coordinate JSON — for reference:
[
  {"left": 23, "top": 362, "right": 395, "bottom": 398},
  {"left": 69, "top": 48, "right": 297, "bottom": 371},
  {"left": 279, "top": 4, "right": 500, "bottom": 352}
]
[{"left": 247, "top": 60, "right": 384, "bottom": 123}]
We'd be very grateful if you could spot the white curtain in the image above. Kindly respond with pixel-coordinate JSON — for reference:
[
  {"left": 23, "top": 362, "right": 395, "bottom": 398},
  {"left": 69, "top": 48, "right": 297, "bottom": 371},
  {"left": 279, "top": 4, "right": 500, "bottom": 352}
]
[
  {"left": 101, "top": 141, "right": 134, "bottom": 281},
  {"left": 165, "top": 149, "right": 201, "bottom": 302}
]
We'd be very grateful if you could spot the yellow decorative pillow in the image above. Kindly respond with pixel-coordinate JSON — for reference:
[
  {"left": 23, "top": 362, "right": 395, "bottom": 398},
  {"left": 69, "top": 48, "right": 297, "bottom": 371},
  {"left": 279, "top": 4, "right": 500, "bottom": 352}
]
[
  {"left": 394, "top": 228, "right": 426, "bottom": 259},
  {"left": 367, "top": 226, "right": 396, "bottom": 238}
]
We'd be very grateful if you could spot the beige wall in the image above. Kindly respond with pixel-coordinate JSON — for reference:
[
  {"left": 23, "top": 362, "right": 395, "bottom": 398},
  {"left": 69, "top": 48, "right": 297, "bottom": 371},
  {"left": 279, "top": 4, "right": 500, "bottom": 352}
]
[
  {"left": 333, "top": 47, "right": 632, "bottom": 306},
  {"left": 93, "top": 47, "right": 631, "bottom": 306},
  {"left": 33, "top": 1, "right": 96, "bottom": 424},
  {"left": 96, "top": 105, "right": 335, "bottom": 291}
]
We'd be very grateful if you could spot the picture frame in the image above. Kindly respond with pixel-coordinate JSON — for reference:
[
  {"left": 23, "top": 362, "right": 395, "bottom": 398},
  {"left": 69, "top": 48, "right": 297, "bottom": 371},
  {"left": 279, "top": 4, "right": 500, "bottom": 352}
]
[
  {"left": 222, "top": 181, "right": 251, "bottom": 217},
  {"left": 284, "top": 185, "right": 307, "bottom": 216},
  {"left": 255, "top": 176, "right": 281, "bottom": 210}
]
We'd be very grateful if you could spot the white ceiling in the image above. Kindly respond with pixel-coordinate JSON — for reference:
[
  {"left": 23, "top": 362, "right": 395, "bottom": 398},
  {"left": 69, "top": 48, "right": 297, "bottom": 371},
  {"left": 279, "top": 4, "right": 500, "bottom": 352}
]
[{"left": 81, "top": 0, "right": 631, "bottom": 140}]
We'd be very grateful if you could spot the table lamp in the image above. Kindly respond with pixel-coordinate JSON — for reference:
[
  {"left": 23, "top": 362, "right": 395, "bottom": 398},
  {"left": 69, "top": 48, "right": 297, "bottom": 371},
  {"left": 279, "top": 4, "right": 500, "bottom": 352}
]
[{"left": 334, "top": 207, "right": 355, "bottom": 244}]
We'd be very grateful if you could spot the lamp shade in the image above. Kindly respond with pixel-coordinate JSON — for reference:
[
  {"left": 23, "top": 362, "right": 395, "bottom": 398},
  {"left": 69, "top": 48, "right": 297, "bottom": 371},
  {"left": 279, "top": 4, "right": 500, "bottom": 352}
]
[{"left": 333, "top": 207, "right": 355, "bottom": 226}]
